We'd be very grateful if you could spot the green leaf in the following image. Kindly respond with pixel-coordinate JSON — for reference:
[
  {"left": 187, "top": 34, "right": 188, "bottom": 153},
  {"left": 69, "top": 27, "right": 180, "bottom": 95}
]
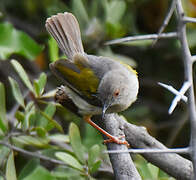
[
  {"left": 18, "top": 159, "right": 39, "bottom": 180},
  {"left": 34, "top": 127, "right": 47, "bottom": 137},
  {"left": 55, "top": 152, "right": 84, "bottom": 172},
  {"left": 6, "top": 151, "right": 17, "bottom": 180},
  {"left": 39, "top": 103, "right": 63, "bottom": 132},
  {"left": 0, "top": 146, "right": 10, "bottom": 167},
  {"left": 106, "top": 1, "right": 126, "bottom": 24},
  {"left": 69, "top": 123, "right": 85, "bottom": 164},
  {"left": 147, "top": 163, "right": 159, "bottom": 179},
  {"left": 15, "top": 111, "right": 25, "bottom": 123},
  {"left": 34, "top": 73, "right": 47, "bottom": 97},
  {"left": 9, "top": 77, "right": 25, "bottom": 108},
  {"left": 49, "top": 134, "right": 69, "bottom": 143},
  {"left": 48, "top": 36, "right": 59, "bottom": 62},
  {"left": 88, "top": 144, "right": 100, "bottom": 167},
  {"left": 40, "top": 111, "right": 63, "bottom": 133},
  {"left": 51, "top": 167, "right": 81, "bottom": 179},
  {"left": 90, "top": 160, "right": 101, "bottom": 174},
  {"left": 0, "top": 82, "right": 7, "bottom": 131},
  {"left": 11, "top": 59, "right": 34, "bottom": 92},
  {"left": 24, "top": 102, "right": 35, "bottom": 129},
  {"left": 0, "top": 22, "right": 43, "bottom": 60},
  {"left": 12, "top": 135, "right": 49, "bottom": 148},
  {"left": 22, "top": 166, "right": 56, "bottom": 180},
  {"left": 72, "top": 0, "right": 89, "bottom": 28},
  {"left": 0, "top": 116, "right": 7, "bottom": 133}
]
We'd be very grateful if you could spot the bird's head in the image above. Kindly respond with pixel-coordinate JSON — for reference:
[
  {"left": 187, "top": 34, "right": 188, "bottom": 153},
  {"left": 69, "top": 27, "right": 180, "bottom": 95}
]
[{"left": 97, "top": 70, "right": 139, "bottom": 119}]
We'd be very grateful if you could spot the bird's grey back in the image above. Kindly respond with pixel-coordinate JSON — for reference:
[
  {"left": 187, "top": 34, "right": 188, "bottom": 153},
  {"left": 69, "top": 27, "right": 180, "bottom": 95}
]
[{"left": 86, "top": 54, "right": 134, "bottom": 80}]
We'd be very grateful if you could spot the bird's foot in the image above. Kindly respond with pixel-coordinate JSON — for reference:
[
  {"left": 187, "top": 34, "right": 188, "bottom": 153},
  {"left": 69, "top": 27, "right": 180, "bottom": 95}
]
[{"left": 104, "top": 135, "right": 130, "bottom": 147}]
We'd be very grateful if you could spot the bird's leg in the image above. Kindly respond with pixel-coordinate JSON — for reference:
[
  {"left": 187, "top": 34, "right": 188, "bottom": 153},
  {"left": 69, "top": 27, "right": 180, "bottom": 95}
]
[{"left": 84, "top": 115, "right": 129, "bottom": 147}]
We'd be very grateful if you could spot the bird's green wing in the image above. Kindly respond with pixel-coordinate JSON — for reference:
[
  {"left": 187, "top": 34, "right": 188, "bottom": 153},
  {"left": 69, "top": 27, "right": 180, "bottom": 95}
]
[{"left": 50, "top": 57, "right": 102, "bottom": 106}]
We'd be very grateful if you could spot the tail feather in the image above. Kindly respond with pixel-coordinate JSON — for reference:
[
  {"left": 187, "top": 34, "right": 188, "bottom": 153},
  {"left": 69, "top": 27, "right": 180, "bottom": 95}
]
[{"left": 46, "top": 12, "right": 84, "bottom": 60}]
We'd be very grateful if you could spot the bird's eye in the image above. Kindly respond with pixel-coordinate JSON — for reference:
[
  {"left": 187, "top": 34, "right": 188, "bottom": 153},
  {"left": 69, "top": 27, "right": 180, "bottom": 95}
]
[{"left": 114, "top": 90, "right": 120, "bottom": 97}]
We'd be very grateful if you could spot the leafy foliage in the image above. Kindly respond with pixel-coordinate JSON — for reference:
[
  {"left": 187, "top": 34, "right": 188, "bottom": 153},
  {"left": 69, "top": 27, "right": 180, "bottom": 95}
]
[
  {"left": 0, "top": 0, "right": 193, "bottom": 179},
  {"left": 0, "top": 23, "right": 43, "bottom": 60},
  {"left": 0, "top": 61, "right": 102, "bottom": 179}
]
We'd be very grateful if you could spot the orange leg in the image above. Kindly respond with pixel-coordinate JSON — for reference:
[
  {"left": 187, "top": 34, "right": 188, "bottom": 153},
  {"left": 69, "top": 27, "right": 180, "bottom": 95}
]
[{"left": 84, "top": 115, "right": 129, "bottom": 147}]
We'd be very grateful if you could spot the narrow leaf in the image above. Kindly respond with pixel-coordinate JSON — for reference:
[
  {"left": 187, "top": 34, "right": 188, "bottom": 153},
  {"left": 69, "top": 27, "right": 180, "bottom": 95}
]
[
  {"left": 88, "top": 144, "right": 100, "bottom": 167},
  {"left": 49, "top": 134, "right": 69, "bottom": 143},
  {"left": 18, "top": 159, "right": 39, "bottom": 180},
  {"left": 15, "top": 111, "right": 25, "bottom": 123},
  {"left": 106, "top": 1, "right": 126, "bottom": 24},
  {"left": 34, "top": 73, "right": 47, "bottom": 97},
  {"left": 147, "top": 163, "right": 159, "bottom": 179},
  {"left": 40, "top": 110, "right": 63, "bottom": 133},
  {"left": 90, "top": 160, "right": 101, "bottom": 174},
  {"left": 0, "top": 146, "right": 10, "bottom": 167},
  {"left": 55, "top": 152, "right": 84, "bottom": 172},
  {"left": 11, "top": 59, "right": 34, "bottom": 92},
  {"left": 12, "top": 135, "right": 49, "bottom": 148},
  {"left": 72, "top": 0, "right": 89, "bottom": 28},
  {"left": 0, "top": 82, "right": 7, "bottom": 129},
  {"left": 22, "top": 166, "right": 55, "bottom": 180},
  {"left": 48, "top": 36, "right": 59, "bottom": 62},
  {"left": 0, "top": 22, "right": 43, "bottom": 60},
  {"left": 69, "top": 123, "right": 85, "bottom": 164},
  {"left": 0, "top": 116, "right": 7, "bottom": 133},
  {"left": 6, "top": 151, "right": 17, "bottom": 180},
  {"left": 9, "top": 77, "right": 25, "bottom": 108}
]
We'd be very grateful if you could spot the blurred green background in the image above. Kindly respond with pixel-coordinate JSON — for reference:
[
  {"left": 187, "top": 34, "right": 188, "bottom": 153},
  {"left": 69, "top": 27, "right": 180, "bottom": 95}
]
[{"left": 0, "top": 0, "right": 195, "bottom": 179}]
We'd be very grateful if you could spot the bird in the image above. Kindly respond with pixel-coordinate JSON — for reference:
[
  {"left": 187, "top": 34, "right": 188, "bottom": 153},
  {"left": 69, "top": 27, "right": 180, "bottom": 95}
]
[{"left": 45, "top": 12, "right": 139, "bottom": 146}]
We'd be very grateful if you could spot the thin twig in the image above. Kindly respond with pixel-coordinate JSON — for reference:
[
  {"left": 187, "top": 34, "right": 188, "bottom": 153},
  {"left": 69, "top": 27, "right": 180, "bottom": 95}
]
[
  {"left": 176, "top": 0, "right": 196, "bottom": 178},
  {"left": 123, "top": 120, "right": 193, "bottom": 180},
  {"left": 192, "top": 55, "right": 196, "bottom": 63},
  {"left": 183, "top": 16, "right": 196, "bottom": 24},
  {"left": 0, "top": 140, "right": 67, "bottom": 166},
  {"left": 104, "top": 147, "right": 190, "bottom": 154},
  {"left": 105, "top": 32, "right": 178, "bottom": 45},
  {"left": 158, "top": 82, "right": 188, "bottom": 102},
  {"left": 168, "top": 81, "right": 191, "bottom": 114},
  {"left": 152, "top": 0, "right": 177, "bottom": 46}
]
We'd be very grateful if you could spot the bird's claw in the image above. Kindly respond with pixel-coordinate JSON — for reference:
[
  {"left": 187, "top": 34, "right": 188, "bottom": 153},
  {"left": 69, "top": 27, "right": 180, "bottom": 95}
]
[{"left": 103, "top": 135, "right": 130, "bottom": 147}]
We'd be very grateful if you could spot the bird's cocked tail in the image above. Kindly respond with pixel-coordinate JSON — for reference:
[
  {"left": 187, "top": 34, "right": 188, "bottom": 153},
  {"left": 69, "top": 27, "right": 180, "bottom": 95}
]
[{"left": 45, "top": 12, "right": 84, "bottom": 61}]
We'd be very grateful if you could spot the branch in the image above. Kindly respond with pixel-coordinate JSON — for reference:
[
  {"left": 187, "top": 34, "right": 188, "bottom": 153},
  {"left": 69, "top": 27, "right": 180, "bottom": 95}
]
[
  {"left": 176, "top": 0, "right": 196, "bottom": 177},
  {"left": 105, "top": 147, "right": 190, "bottom": 154},
  {"left": 55, "top": 87, "right": 142, "bottom": 180},
  {"left": 95, "top": 114, "right": 142, "bottom": 180},
  {"left": 158, "top": 82, "right": 188, "bottom": 102},
  {"left": 191, "top": 55, "right": 196, "bottom": 63},
  {"left": 183, "top": 16, "right": 196, "bottom": 24},
  {"left": 55, "top": 86, "right": 193, "bottom": 180},
  {"left": 122, "top": 119, "right": 193, "bottom": 180},
  {"left": 104, "top": 32, "right": 178, "bottom": 45},
  {"left": 152, "top": 0, "right": 177, "bottom": 46},
  {"left": 0, "top": 140, "right": 67, "bottom": 166}
]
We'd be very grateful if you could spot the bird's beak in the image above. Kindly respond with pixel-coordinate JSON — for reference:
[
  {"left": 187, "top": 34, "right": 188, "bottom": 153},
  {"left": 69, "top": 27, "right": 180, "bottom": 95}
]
[{"left": 102, "top": 102, "right": 110, "bottom": 120}]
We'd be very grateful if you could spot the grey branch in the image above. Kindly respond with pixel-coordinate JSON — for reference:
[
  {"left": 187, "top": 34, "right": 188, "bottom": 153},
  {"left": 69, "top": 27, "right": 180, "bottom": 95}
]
[
  {"left": 104, "top": 32, "right": 178, "bottom": 45},
  {"left": 152, "top": 0, "right": 177, "bottom": 46},
  {"left": 55, "top": 87, "right": 142, "bottom": 180},
  {"left": 183, "top": 16, "right": 196, "bottom": 24},
  {"left": 176, "top": 0, "right": 196, "bottom": 178},
  {"left": 123, "top": 118, "right": 193, "bottom": 180},
  {"left": 0, "top": 140, "right": 67, "bottom": 166},
  {"left": 55, "top": 86, "right": 193, "bottom": 180},
  {"left": 191, "top": 55, "right": 196, "bottom": 63},
  {"left": 96, "top": 114, "right": 141, "bottom": 180},
  {"left": 105, "top": 147, "right": 190, "bottom": 154}
]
